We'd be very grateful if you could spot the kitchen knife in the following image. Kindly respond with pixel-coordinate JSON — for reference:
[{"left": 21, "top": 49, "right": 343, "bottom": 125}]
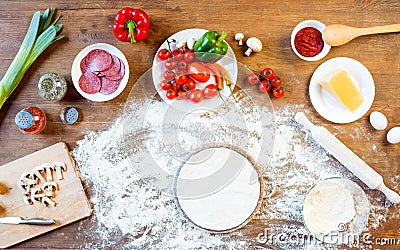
[{"left": 0, "top": 217, "right": 55, "bottom": 225}]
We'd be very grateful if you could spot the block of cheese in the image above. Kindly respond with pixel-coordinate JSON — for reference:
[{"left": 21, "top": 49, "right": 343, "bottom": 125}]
[{"left": 320, "top": 70, "right": 364, "bottom": 112}]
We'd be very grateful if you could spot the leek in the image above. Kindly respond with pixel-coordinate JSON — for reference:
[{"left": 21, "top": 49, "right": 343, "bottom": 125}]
[{"left": 0, "top": 8, "right": 64, "bottom": 109}]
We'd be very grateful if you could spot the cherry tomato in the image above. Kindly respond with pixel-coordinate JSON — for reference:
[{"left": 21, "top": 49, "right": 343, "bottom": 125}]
[
  {"left": 189, "top": 89, "right": 204, "bottom": 103},
  {"left": 164, "top": 58, "right": 175, "bottom": 70},
  {"left": 157, "top": 49, "right": 172, "bottom": 61},
  {"left": 175, "top": 71, "right": 187, "bottom": 84},
  {"left": 203, "top": 84, "right": 219, "bottom": 98},
  {"left": 188, "top": 62, "right": 211, "bottom": 83},
  {"left": 184, "top": 50, "right": 195, "bottom": 62},
  {"left": 247, "top": 72, "right": 259, "bottom": 85},
  {"left": 176, "top": 83, "right": 183, "bottom": 91},
  {"left": 272, "top": 87, "right": 284, "bottom": 98},
  {"left": 275, "top": 76, "right": 282, "bottom": 86},
  {"left": 173, "top": 48, "right": 184, "bottom": 61},
  {"left": 270, "top": 76, "right": 280, "bottom": 88},
  {"left": 259, "top": 80, "right": 271, "bottom": 93},
  {"left": 261, "top": 68, "right": 274, "bottom": 80},
  {"left": 183, "top": 78, "right": 196, "bottom": 91},
  {"left": 166, "top": 88, "right": 178, "bottom": 100},
  {"left": 163, "top": 70, "right": 175, "bottom": 81},
  {"left": 177, "top": 60, "right": 188, "bottom": 71},
  {"left": 160, "top": 80, "right": 172, "bottom": 90},
  {"left": 176, "top": 91, "right": 187, "bottom": 100}
]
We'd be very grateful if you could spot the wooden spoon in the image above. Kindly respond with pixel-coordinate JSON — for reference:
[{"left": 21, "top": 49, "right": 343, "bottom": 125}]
[{"left": 322, "top": 24, "right": 400, "bottom": 46}]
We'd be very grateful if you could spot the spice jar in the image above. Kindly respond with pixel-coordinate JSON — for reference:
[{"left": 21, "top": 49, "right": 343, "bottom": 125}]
[
  {"left": 15, "top": 107, "right": 46, "bottom": 134},
  {"left": 37, "top": 73, "right": 67, "bottom": 101}
]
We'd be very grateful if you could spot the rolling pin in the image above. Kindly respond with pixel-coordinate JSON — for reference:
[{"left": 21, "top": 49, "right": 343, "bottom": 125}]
[{"left": 295, "top": 112, "right": 400, "bottom": 204}]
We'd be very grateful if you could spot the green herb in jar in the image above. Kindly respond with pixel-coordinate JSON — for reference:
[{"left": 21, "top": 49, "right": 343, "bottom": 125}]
[{"left": 38, "top": 72, "right": 67, "bottom": 101}]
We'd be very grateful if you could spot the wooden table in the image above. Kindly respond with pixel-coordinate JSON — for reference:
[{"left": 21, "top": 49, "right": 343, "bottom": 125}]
[{"left": 0, "top": 0, "right": 399, "bottom": 248}]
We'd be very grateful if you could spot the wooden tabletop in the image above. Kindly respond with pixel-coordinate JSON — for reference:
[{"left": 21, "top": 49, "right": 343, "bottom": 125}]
[{"left": 0, "top": 0, "right": 399, "bottom": 249}]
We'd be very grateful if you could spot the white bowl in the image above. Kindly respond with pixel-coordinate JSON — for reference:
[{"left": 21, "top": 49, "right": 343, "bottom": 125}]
[
  {"left": 291, "top": 20, "right": 331, "bottom": 61},
  {"left": 71, "top": 43, "right": 129, "bottom": 102}
]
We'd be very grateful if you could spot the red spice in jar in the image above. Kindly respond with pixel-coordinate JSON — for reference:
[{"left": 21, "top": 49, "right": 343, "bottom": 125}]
[
  {"left": 294, "top": 27, "right": 324, "bottom": 57},
  {"left": 15, "top": 106, "right": 46, "bottom": 134}
]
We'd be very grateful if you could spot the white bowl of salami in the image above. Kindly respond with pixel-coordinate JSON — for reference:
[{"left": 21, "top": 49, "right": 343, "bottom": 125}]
[{"left": 71, "top": 43, "right": 129, "bottom": 102}]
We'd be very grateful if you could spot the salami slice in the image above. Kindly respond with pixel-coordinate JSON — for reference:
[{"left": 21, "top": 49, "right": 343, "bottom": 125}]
[
  {"left": 79, "top": 71, "right": 101, "bottom": 94},
  {"left": 107, "top": 59, "right": 125, "bottom": 81},
  {"left": 80, "top": 56, "right": 89, "bottom": 73},
  {"left": 86, "top": 49, "right": 112, "bottom": 72},
  {"left": 102, "top": 55, "right": 121, "bottom": 77},
  {"left": 99, "top": 76, "right": 120, "bottom": 95}
]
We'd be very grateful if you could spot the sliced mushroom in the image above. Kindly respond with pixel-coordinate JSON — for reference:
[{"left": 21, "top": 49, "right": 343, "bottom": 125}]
[
  {"left": 53, "top": 162, "right": 67, "bottom": 180},
  {"left": 244, "top": 37, "right": 262, "bottom": 56},
  {"left": 30, "top": 187, "right": 44, "bottom": 201},
  {"left": 42, "top": 196, "right": 56, "bottom": 207},
  {"left": 43, "top": 181, "right": 58, "bottom": 192},
  {"left": 42, "top": 163, "right": 55, "bottom": 181},
  {"left": 176, "top": 39, "right": 187, "bottom": 49},
  {"left": 22, "top": 193, "right": 33, "bottom": 205},
  {"left": 235, "top": 33, "right": 245, "bottom": 46},
  {"left": 31, "top": 166, "right": 47, "bottom": 183},
  {"left": 19, "top": 171, "right": 38, "bottom": 187}
]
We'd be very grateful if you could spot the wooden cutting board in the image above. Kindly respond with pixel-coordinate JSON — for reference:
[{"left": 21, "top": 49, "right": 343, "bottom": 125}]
[{"left": 0, "top": 142, "right": 92, "bottom": 248}]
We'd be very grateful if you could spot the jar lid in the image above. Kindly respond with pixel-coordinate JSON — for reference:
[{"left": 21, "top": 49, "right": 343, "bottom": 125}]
[
  {"left": 60, "top": 107, "right": 79, "bottom": 125},
  {"left": 15, "top": 110, "right": 34, "bottom": 129}
]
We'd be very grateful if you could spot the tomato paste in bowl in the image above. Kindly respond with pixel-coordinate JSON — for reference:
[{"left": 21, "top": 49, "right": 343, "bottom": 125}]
[{"left": 291, "top": 20, "right": 331, "bottom": 61}]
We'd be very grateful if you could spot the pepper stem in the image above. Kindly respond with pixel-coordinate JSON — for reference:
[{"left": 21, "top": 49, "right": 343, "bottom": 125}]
[
  {"left": 126, "top": 20, "right": 137, "bottom": 44},
  {"left": 216, "top": 31, "right": 227, "bottom": 45}
]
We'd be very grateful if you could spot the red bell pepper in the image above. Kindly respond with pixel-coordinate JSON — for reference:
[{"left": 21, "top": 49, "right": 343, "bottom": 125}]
[{"left": 113, "top": 7, "right": 150, "bottom": 44}]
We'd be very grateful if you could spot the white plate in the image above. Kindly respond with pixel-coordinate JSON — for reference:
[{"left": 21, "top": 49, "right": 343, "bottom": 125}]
[
  {"left": 309, "top": 57, "right": 375, "bottom": 123},
  {"left": 152, "top": 29, "right": 237, "bottom": 112},
  {"left": 71, "top": 43, "right": 130, "bottom": 102}
]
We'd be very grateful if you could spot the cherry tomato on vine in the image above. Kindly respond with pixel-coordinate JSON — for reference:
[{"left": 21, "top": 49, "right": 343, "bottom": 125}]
[
  {"left": 176, "top": 83, "right": 183, "bottom": 91},
  {"left": 175, "top": 71, "right": 187, "bottom": 84},
  {"left": 183, "top": 78, "right": 196, "bottom": 91},
  {"left": 184, "top": 50, "right": 195, "bottom": 62},
  {"left": 166, "top": 88, "right": 178, "bottom": 100},
  {"left": 189, "top": 89, "right": 204, "bottom": 103},
  {"left": 163, "top": 70, "right": 175, "bottom": 81},
  {"left": 164, "top": 58, "right": 175, "bottom": 70},
  {"left": 157, "top": 48, "right": 172, "bottom": 61},
  {"left": 177, "top": 60, "right": 188, "bottom": 71},
  {"left": 259, "top": 80, "right": 271, "bottom": 93},
  {"left": 272, "top": 87, "right": 284, "bottom": 98},
  {"left": 177, "top": 91, "right": 187, "bottom": 100},
  {"left": 275, "top": 76, "right": 282, "bottom": 86},
  {"left": 270, "top": 76, "right": 279, "bottom": 88},
  {"left": 247, "top": 72, "right": 260, "bottom": 85},
  {"left": 261, "top": 68, "right": 274, "bottom": 80},
  {"left": 173, "top": 48, "right": 184, "bottom": 61},
  {"left": 160, "top": 80, "right": 173, "bottom": 90},
  {"left": 203, "top": 84, "right": 219, "bottom": 98}
]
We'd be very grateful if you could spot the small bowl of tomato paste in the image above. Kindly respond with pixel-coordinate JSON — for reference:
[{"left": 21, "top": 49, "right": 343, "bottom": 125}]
[{"left": 291, "top": 20, "right": 331, "bottom": 61}]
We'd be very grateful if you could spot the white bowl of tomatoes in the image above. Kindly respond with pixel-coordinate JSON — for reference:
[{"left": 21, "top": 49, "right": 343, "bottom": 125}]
[{"left": 152, "top": 29, "right": 237, "bottom": 113}]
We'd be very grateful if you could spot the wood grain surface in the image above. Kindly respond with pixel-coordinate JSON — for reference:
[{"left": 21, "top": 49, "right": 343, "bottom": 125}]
[{"left": 0, "top": 0, "right": 399, "bottom": 249}]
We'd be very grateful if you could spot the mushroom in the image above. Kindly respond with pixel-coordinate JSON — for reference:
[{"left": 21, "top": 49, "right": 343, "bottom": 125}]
[
  {"left": 244, "top": 37, "right": 262, "bottom": 56},
  {"left": 186, "top": 37, "right": 196, "bottom": 50},
  {"left": 176, "top": 39, "right": 187, "bottom": 49},
  {"left": 234, "top": 33, "right": 245, "bottom": 45},
  {"left": 43, "top": 181, "right": 58, "bottom": 198},
  {"left": 42, "top": 163, "right": 55, "bottom": 181},
  {"left": 19, "top": 171, "right": 38, "bottom": 188},
  {"left": 42, "top": 196, "right": 56, "bottom": 207},
  {"left": 30, "top": 187, "right": 44, "bottom": 202},
  {"left": 31, "top": 166, "right": 47, "bottom": 183},
  {"left": 22, "top": 193, "right": 33, "bottom": 205},
  {"left": 53, "top": 162, "right": 67, "bottom": 180}
]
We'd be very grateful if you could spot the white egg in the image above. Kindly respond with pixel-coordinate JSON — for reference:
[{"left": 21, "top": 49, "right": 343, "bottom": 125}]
[
  {"left": 387, "top": 127, "right": 400, "bottom": 144},
  {"left": 369, "top": 111, "right": 388, "bottom": 130}
]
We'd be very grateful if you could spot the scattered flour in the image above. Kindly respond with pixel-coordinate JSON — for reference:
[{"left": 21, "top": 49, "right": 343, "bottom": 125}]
[{"left": 72, "top": 93, "right": 398, "bottom": 249}]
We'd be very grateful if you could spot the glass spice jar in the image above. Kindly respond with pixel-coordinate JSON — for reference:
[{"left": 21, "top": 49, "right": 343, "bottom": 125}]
[
  {"left": 37, "top": 73, "right": 67, "bottom": 101},
  {"left": 15, "top": 107, "right": 46, "bottom": 134}
]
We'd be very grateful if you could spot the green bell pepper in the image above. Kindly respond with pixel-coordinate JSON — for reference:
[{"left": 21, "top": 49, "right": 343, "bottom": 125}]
[{"left": 194, "top": 31, "right": 228, "bottom": 64}]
